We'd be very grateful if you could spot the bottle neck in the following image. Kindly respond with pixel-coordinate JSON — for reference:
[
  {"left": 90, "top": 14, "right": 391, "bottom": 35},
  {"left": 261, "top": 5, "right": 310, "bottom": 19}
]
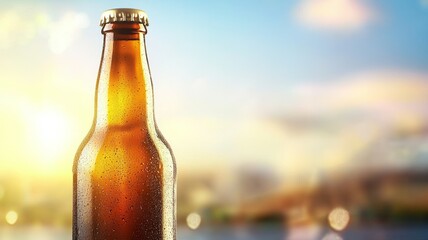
[{"left": 94, "top": 23, "right": 155, "bottom": 130}]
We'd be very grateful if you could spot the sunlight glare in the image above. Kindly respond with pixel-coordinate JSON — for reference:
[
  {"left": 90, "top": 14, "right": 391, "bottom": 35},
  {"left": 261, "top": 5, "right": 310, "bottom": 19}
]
[{"left": 33, "top": 108, "right": 70, "bottom": 164}]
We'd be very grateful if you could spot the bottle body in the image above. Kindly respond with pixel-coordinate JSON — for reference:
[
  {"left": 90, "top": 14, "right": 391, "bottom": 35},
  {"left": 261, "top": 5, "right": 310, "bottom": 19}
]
[
  {"left": 73, "top": 126, "right": 176, "bottom": 239},
  {"left": 73, "top": 20, "right": 176, "bottom": 240}
]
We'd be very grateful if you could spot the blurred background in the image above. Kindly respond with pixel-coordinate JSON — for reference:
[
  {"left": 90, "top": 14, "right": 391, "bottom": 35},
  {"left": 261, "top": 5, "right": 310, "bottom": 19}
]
[{"left": 1, "top": 0, "right": 428, "bottom": 239}]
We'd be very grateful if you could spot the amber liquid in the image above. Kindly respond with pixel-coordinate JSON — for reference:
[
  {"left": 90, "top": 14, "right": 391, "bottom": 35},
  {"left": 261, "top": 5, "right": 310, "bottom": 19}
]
[{"left": 73, "top": 23, "right": 176, "bottom": 240}]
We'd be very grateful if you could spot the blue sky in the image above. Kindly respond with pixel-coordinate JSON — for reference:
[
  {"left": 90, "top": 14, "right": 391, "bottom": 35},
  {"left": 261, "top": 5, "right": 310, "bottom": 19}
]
[
  {"left": 1, "top": 0, "right": 427, "bottom": 86},
  {"left": 3, "top": 0, "right": 428, "bottom": 86}
]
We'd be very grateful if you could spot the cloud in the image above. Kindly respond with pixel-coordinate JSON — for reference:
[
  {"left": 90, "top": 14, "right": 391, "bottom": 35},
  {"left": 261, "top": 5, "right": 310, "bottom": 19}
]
[
  {"left": 280, "top": 71, "right": 428, "bottom": 141},
  {"left": 0, "top": 8, "right": 89, "bottom": 54},
  {"left": 292, "top": 71, "right": 428, "bottom": 113},
  {"left": 268, "top": 70, "right": 428, "bottom": 173},
  {"left": 294, "top": 0, "right": 376, "bottom": 31}
]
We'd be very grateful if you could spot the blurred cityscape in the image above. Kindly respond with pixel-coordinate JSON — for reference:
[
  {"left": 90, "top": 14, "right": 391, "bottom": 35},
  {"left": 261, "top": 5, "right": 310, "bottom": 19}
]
[{"left": 1, "top": 111, "right": 428, "bottom": 235}]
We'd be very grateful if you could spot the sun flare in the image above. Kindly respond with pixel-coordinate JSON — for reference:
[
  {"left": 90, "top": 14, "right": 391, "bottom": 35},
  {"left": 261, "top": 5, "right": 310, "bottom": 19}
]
[{"left": 33, "top": 108, "right": 71, "bottom": 165}]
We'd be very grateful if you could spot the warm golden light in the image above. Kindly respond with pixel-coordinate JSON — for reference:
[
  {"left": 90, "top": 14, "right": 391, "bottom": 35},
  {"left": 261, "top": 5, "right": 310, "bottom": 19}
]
[
  {"left": 33, "top": 108, "right": 71, "bottom": 163},
  {"left": 328, "top": 207, "right": 350, "bottom": 231},
  {"left": 0, "top": 185, "right": 4, "bottom": 200},
  {"left": 186, "top": 212, "right": 201, "bottom": 230},
  {"left": 0, "top": 3, "right": 426, "bottom": 238},
  {"left": 5, "top": 210, "right": 18, "bottom": 225}
]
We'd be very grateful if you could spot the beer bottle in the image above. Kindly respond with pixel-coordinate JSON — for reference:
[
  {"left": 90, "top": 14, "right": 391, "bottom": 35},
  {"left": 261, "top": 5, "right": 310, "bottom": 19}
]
[{"left": 73, "top": 8, "right": 176, "bottom": 240}]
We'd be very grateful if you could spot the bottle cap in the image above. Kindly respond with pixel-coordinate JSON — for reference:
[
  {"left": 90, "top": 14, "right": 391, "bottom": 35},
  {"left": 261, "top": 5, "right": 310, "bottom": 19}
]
[{"left": 100, "top": 8, "right": 149, "bottom": 26}]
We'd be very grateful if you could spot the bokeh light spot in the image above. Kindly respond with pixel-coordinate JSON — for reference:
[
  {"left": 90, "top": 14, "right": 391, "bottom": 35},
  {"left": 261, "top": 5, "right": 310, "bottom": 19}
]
[
  {"left": 186, "top": 212, "right": 202, "bottom": 230},
  {"left": 322, "top": 232, "right": 343, "bottom": 240},
  {"left": 5, "top": 210, "right": 18, "bottom": 225},
  {"left": 328, "top": 207, "right": 350, "bottom": 231}
]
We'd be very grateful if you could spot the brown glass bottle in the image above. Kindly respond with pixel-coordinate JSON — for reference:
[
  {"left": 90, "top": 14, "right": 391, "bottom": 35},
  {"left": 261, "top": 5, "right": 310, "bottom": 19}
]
[{"left": 73, "top": 9, "right": 176, "bottom": 240}]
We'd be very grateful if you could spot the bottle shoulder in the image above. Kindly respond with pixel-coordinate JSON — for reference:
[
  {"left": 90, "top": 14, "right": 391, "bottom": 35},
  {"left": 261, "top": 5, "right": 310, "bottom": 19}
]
[{"left": 73, "top": 125, "right": 175, "bottom": 173}]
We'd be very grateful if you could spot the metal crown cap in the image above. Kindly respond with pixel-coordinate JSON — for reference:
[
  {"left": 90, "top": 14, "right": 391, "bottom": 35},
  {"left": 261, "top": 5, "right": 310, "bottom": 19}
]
[{"left": 100, "top": 8, "right": 149, "bottom": 26}]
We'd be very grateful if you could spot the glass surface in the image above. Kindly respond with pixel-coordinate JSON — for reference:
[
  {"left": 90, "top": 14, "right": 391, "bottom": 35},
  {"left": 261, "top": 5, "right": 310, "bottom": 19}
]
[{"left": 73, "top": 23, "right": 176, "bottom": 239}]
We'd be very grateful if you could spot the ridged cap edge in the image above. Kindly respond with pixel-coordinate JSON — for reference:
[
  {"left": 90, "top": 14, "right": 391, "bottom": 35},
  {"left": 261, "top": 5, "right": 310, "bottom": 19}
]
[{"left": 100, "top": 8, "right": 149, "bottom": 26}]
